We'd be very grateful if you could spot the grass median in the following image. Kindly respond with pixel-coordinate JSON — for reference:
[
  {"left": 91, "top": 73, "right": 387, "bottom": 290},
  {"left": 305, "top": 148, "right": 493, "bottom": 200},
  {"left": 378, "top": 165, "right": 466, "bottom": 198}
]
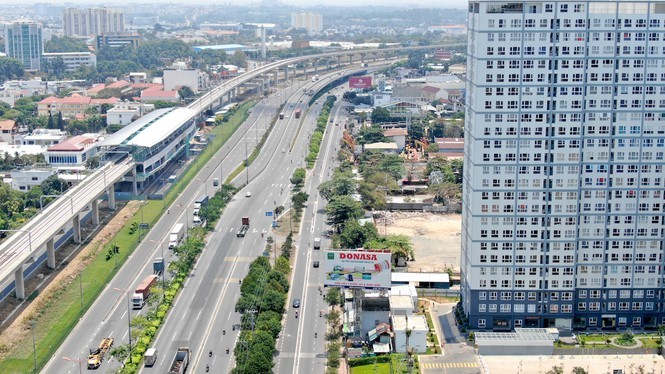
[{"left": 0, "top": 101, "right": 255, "bottom": 374}]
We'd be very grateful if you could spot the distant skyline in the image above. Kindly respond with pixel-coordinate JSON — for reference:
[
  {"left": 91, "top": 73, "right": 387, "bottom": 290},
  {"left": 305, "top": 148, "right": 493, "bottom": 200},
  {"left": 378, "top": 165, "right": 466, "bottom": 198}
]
[{"left": 0, "top": 0, "right": 468, "bottom": 9}]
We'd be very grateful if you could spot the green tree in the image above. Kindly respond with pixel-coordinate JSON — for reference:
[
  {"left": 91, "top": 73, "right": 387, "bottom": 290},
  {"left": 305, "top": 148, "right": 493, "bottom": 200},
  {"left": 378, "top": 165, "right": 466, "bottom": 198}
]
[
  {"left": 254, "top": 311, "right": 282, "bottom": 339},
  {"left": 358, "top": 125, "right": 386, "bottom": 145},
  {"left": 571, "top": 368, "right": 588, "bottom": 374},
  {"left": 546, "top": 365, "right": 564, "bottom": 374},
  {"left": 178, "top": 86, "right": 196, "bottom": 101},
  {"left": 339, "top": 220, "right": 379, "bottom": 249},
  {"left": 290, "top": 168, "right": 306, "bottom": 189},
  {"left": 230, "top": 50, "right": 248, "bottom": 68},
  {"left": 370, "top": 107, "right": 391, "bottom": 123},
  {"left": 0, "top": 57, "right": 24, "bottom": 82},
  {"left": 318, "top": 174, "right": 356, "bottom": 200},
  {"left": 44, "top": 36, "right": 88, "bottom": 53},
  {"left": 325, "top": 195, "right": 364, "bottom": 232}
]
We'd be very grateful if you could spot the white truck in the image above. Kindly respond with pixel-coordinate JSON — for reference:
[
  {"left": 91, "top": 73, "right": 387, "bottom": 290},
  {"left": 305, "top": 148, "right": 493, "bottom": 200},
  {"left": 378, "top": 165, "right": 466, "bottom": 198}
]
[
  {"left": 144, "top": 347, "right": 157, "bottom": 367},
  {"left": 169, "top": 223, "right": 185, "bottom": 249},
  {"left": 314, "top": 237, "right": 321, "bottom": 249}
]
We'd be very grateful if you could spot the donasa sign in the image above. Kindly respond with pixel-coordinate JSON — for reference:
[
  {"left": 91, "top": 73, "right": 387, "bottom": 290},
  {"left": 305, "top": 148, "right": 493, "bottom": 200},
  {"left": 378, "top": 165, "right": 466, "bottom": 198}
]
[
  {"left": 339, "top": 253, "right": 378, "bottom": 261},
  {"left": 324, "top": 250, "right": 392, "bottom": 290}
]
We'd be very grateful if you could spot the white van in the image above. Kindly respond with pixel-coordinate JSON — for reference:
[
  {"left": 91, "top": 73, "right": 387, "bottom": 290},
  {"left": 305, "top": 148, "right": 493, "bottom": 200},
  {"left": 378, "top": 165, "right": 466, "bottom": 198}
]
[{"left": 144, "top": 348, "right": 157, "bottom": 367}]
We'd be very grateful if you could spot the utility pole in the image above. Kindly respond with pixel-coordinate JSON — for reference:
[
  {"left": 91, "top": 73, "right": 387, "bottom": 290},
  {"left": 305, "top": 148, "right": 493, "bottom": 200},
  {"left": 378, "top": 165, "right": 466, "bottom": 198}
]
[{"left": 244, "top": 139, "right": 249, "bottom": 185}]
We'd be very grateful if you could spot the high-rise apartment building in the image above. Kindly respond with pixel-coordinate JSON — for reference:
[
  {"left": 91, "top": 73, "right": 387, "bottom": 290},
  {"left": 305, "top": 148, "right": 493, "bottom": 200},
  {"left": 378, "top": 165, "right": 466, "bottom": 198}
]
[
  {"left": 462, "top": 0, "right": 665, "bottom": 331},
  {"left": 62, "top": 8, "right": 125, "bottom": 38},
  {"left": 4, "top": 22, "right": 43, "bottom": 71},
  {"left": 291, "top": 12, "right": 323, "bottom": 34}
]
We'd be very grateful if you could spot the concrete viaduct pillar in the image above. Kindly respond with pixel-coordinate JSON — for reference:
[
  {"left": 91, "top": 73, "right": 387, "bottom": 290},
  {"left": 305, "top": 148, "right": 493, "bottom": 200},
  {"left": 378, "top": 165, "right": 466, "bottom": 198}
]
[
  {"left": 284, "top": 66, "right": 289, "bottom": 81},
  {"left": 72, "top": 214, "right": 81, "bottom": 244},
  {"left": 92, "top": 198, "right": 99, "bottom": 226},
  {"left": 108, "top": 185, "right": 116, "bottom": 210},
  {"left": 14, "top": 266, "right": 24, "bottom": 299},
  {"left": 132, "top": 169, "right": 138, "bottom": 196},
  {"left": 47, "top": 238, "right": 55, "bottom": 269}
]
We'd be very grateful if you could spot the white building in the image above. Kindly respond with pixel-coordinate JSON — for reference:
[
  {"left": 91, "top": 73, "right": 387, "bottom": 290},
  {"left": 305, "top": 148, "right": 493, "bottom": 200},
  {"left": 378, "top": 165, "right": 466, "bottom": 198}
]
[
  {"left": 163, "top": 69, "right": 209, "bottom": 94},
  {"left": 10, "top": 168, "right": 55, "bottom": 191},
  {"left": 62, "top": 7, "right": 125, "bottom": 37},
  {"left": 462, "top": 0, "right": 665, "bottom": 332},
  {"left": 4, "top": 21, "right": 43, "bottom": 71},
  {"left": 391, "top": 314, "right": 427, "bottom": 353},
  {"left": 45, "top": 134, "right": 100, "bottom": 166},
  {"left": 291, "top": 12, "right": 323, "bottom": 34},
  {"left": 42, "top": 52, "right": 96, "bottom": 72},
  {"left": 16, "top": 129, "right": 66, "bottom": 147},
  {"left": 106, "top": 102, "right": 154, "bottom": 126}
]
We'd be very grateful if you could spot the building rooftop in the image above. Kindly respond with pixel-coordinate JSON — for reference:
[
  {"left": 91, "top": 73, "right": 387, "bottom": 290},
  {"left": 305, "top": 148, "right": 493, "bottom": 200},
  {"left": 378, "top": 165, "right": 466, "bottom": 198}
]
[
  {"left": 48, "top": 135, "right": 97, "bottom": 152},
  {"left": 383, "top": 128, "right": 408, "bottom": 137},
  {"left": 435, "top": 137, "right": 464, "bottom": 149},
  {"left": 364, "top": 142, "right": 398, "bottom": 150},
  {"left": 389, "top": 295, "right": 414, "bottom": 310},
  {"left": 392, "top": 314, "right": 427, "bottom": 331},
  {"left": 391, "top": 272, "right": 450, "bottom": 284},
  {"left": 0, "top": 120, "right": 16, "bottom": 131},
  {"left": 475, "top": 328, "right": 557, "bottom": 347}
]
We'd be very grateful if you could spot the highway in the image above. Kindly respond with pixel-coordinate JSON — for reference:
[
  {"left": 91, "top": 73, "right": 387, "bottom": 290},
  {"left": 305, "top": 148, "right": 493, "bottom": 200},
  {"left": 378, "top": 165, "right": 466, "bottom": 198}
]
[
  {"left": 274, "top": 88, "right": 350, "bottom": 374},
  {"left": 42, "top": 75, "right": 311, "bottom": 373},
  {"left": 141, "top": 71, "right": 346, "bottom": 374}
]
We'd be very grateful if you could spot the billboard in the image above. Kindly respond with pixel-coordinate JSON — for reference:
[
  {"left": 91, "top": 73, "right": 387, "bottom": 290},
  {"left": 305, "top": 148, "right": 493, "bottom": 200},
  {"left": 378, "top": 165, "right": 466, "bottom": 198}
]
[
  {"left": 324, "top": 250, "right": 391, "bottom": 290},
  {"left": 349, "top": 76, "right": 372, "bottom": 89}
]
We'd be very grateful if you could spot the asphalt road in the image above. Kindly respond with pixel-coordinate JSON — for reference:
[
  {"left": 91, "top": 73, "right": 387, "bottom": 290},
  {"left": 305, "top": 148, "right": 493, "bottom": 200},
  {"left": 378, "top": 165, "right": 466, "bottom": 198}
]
[
  {"left": 41, "top": 78, "right": 306, "bottom": 374},
  {"left": 274, "top": 88, "right": 350, "bottom": 374},
  {"left": 139, "top": 72, "right": 348, "bottom": 374}
]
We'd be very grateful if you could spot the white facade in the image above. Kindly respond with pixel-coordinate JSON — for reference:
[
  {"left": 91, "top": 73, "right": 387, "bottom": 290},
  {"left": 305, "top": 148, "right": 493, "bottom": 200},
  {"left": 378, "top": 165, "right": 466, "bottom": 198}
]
[
  {"left": 462, "top": 0, "right": 665, "bottom": 331},
  {"left": 392, "top": 314, "right": 428, "bottom": 353},
  {"left": 10, "top": 169, "right": 55, "bottom": 191},
  {"left": 291, "top": 12, "right": 323, "bottom": 34},
  {"left": 42, "top": 52, "right": 96, "bottom": 72},
  {"left": 62, "top": 8, "right": 125, "bottom": 37},
  {"left": 163, "top": 69, "right": 209, "bottom": 94},
  {"left": 16, "top": 129, "right": 66, "bottom": 146},
  {"left": 106, "top": 102, "right": 154, "bottom": 126}
]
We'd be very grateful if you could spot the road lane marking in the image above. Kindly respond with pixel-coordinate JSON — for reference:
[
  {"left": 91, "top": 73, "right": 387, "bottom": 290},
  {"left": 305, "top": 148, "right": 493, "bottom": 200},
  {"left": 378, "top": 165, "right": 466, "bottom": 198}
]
[{"left": 197, "top": 310, "right": 202, "bottom": 320}]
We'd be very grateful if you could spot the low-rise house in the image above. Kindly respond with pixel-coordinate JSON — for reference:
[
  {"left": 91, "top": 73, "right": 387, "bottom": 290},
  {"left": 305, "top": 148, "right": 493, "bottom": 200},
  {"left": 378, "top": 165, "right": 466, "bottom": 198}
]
[
  {"left": 140, "top": 89, "right": 180, "bottom": 103},
  {"left": 45, "top": 134, "right": 100, "bottom": 166},
  {"left": 38, "top": 94, "right": 119, "bottom": 118},
  {"left": 434, "top": 137, "right": 464, "bottom": 159},
  {"left": 16, "top": 128, "right": 67, "bottom": 146},
  {"left": 10, "top": 168, "right": 56, "bottom": 191},
  {"left": 106, "top": 102, "right": 155, "bottom": 126},
  {"left": 383, "top": 128, "right": 408, "bottom": 149},
  {"left": 364, "top": 142, "right": 399, "bottom": 154},
  {"left": 0, "top": 120, "right": 18, "bottom": 143}
]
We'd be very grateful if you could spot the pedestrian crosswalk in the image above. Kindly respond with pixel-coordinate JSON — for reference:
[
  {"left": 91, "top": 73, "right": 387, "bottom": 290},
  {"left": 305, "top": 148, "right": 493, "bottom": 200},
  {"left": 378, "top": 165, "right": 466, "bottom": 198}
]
[{"left": 422, "top": 362, "right": 479, "bottom": 369}]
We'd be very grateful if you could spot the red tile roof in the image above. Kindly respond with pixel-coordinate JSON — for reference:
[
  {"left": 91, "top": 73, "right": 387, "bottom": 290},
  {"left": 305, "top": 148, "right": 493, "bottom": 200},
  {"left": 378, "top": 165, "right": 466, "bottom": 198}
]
[
  {"left": 141, "top": 90, "right": 178, "bottom": 99},
  {"left": 106, "top": 80, "right": 130, "bottom": 89},
  {"left": 0, "top": 120, "right": 16, "bottom": 131},
  {"left": 48, "top": 135, "right": 96, "bottom": 152},
  {"left": 435, "top": 137, "right": 464, "bottom": 150},
  {"left": 422, "top": 85, "right": 440, "bottom": 94}
]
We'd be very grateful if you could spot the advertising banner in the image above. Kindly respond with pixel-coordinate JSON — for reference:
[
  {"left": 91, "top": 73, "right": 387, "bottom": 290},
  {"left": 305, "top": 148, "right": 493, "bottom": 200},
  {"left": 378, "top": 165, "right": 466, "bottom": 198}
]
[
  {"left": 324, "top": 250, "right": 391, "bottom": 290},
  {"left": 349, "top": 76, "right": 373, "bottom": 89}
]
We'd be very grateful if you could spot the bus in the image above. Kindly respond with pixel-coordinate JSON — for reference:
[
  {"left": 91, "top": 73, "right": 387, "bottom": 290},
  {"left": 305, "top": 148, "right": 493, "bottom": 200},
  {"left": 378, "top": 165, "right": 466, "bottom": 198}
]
[{"left": 294, "top": 109, "right": 302, "bottom": 119}]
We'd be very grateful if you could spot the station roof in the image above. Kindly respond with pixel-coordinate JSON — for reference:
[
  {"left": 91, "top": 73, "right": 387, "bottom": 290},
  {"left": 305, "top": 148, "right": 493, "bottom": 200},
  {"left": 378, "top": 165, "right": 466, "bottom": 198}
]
[{"left": 99, "top": 107, "right": 195, "bottom": 149}]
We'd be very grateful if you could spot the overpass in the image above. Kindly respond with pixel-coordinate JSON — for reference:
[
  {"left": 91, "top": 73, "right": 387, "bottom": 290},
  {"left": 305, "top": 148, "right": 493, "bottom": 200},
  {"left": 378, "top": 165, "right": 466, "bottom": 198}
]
[{"left": 0, "top": 43, "right": 461, "bottom": 300}]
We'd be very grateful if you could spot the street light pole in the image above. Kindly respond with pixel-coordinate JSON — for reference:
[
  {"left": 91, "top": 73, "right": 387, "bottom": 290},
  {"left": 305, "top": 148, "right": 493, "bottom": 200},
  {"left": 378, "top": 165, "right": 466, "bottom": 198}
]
[
  {"left": 113, "top": 287, "right": 132, "bottom": 363},
  {"left": 29, "top": 320, "right": 36, "bottom": 372}
]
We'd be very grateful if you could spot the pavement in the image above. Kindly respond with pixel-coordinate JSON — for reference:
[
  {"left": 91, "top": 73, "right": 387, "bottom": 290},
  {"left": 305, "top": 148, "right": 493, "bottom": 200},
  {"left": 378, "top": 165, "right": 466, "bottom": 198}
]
[{"left": 420, "top": 302, "right": 481, "bottom": 374}]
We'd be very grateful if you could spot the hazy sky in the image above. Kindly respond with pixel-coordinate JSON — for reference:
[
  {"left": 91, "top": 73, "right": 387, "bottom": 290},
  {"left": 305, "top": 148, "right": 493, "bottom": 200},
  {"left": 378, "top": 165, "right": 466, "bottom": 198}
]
[{"left": 6, "top": 0, "right": 468, "bottom": 9}]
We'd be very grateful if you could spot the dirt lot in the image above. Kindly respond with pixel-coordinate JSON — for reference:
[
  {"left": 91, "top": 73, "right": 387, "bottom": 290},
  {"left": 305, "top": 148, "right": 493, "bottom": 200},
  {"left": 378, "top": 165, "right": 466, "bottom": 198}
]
[
  {"left": 0, "top": 201, "right": 137, "bottom": 359},
  {"left": 383, "top": 212, "right": 462, "bottom": 272}
]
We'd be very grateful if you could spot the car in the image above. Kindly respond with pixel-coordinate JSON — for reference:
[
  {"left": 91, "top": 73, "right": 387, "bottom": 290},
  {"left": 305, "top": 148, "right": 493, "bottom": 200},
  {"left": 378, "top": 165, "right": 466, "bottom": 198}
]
[
  {"left": 281, "top": 148, "right": 286, "bottom": 153},
  {"left": 245, "top": 191, "right": 252, "bottom": 198},
  {"left": 313, "top": 261, "right": 320, "bottom": 268},
  {"left": 193, "top": 216, "right": 202, "bottom": 224},
  {"left": 292, "top": 299, "right": 301, "bottom": 308}
]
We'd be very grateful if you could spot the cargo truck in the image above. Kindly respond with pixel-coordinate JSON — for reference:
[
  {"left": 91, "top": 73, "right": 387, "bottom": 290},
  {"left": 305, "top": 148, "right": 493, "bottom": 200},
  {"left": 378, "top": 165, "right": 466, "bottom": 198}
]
[
  {"left": 168, "top": 347, "right": 190, "bottom": 374},
  {"left": 193, "top": 195, "right": 209, "bottom": 215},
  {"left": 153, "top": 257, "right": 164, "bottom": 275},
  {"left": 169, "top": 223, "right": 185, "bottom": 249},
  {"left": 313, "top": 237, "right": 321, "bottom": 249},
  {"left": 279, "top": 112, "right": 285, "bottom": 120},
  {"left": 294, "top": 109, "right": 302, "bottom": 119},
  {"left": 87, "top": 337, "right": 113, "bottom": 369},
  {"left": 144, "top": 347, "right": 157, "bottom": 367},
  {"left": 237, "top": 217, "right": 250, "bottom": 237},
  {"left": 132, "top": 275, "right": 158, "bottom": 309}
]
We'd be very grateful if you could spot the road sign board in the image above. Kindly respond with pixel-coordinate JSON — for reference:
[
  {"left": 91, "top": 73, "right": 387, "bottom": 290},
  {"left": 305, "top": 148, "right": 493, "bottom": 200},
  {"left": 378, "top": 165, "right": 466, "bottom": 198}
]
[{"left": 139, "top": 223, "right": 149, "bottom": 230}]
